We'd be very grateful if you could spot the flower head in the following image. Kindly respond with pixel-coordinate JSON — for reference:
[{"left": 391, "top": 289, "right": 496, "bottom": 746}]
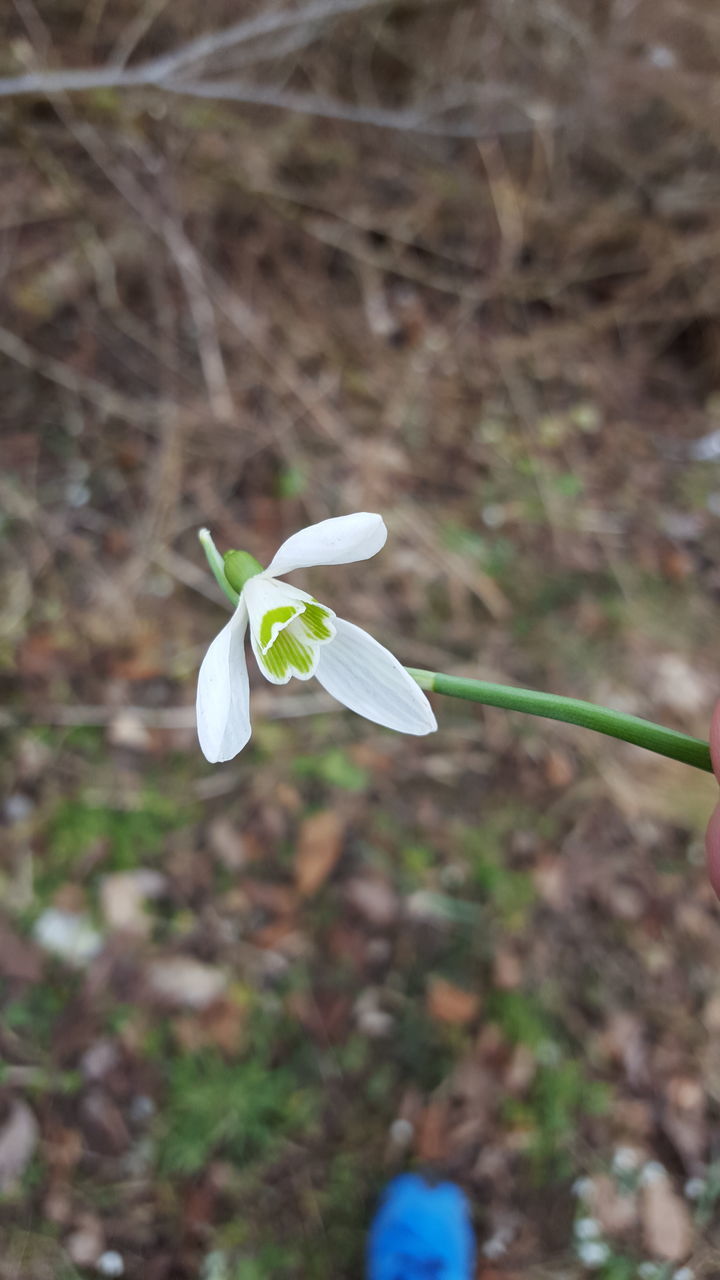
[{"left": 196, "top": 513, "right": 437, "bottom": 762}]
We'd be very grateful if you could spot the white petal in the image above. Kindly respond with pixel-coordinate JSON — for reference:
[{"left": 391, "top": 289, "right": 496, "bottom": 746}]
[
  {"left": 196, "top": 601, "right": 252, "bottom": 762},
  {"left": 314, "top": 618, "right": 437, "bottom": 735},
  {"left": 266, "top": 513, "right": 387, "bottom": 577}
]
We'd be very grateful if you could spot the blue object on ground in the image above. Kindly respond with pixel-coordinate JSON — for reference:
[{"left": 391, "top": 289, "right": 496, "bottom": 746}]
[{"left": 366, "top": 1172, "right": 475, "bottom": 1280}]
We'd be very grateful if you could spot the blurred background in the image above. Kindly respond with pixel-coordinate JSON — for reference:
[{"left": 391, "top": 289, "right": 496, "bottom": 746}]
[{"left": 2, "top": 0, "right": 720, "bottom": 1276}]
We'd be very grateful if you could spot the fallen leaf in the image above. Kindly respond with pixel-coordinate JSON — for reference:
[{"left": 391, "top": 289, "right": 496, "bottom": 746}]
[
  {"left": 249, "top": 921, "right": 305, "bottom": 953},
  {"left": 354, "top": 987, "right": 394, "bottom": 1037},
  {"left": 174, "top": 996, "right": 248, "bottom": 1055},
  {"left": 33, "top": 908, "right": 103, "bottom": 967},
  {"left": 294, "top": 811, "right": 344, "bottom": 897},
  {"left": 148, "top": 957, "right": 227, "bottom": 1009},
  {"left": 80, "top": 1039, "right": 121, "bottom": 1082},
  {"left": 290, "top": 989, "right": 352, "bottom": 1042},
  {"left": 493, "top": 947, "right": 522, "bottom": 990},
  {"left": 207, "top": 818, "right": 248, "bottom": 871},
  {"left": 79, "top": 1090, "right": 130, "bottom": 1155},
  {"left": 505, "top": 1044, "right": 536, "bottom": 1094},
  {"left": 344, "top": 874, "right": 398, "bottom": 927},
  {"left": 532, "top": 856, "right": 568, "bottom": 910},
  {"left": 65, "top": 1213, "right": 104, "bottom": 1267},
  {"left": 586, "top": 1174, "right": 638, "bottom": 1236},
  {"left": 601, "top": 1012, "right": 650, "bottom": 1087},
  {"left": 0, "top": 1099, "right": 39, "bottom": 1189},
  {"left": 641, "top": 1171, "right": 693, "bottom": 1261},
  {"left": 100, "top": 870, "right": 166, "bottom": 936},
  {"left": 545, "top": 746, "right": 575, "bottom": 788},
  {"left": 106, "top": 710, "right": 152, "bottom": 751},
  {"left": 243, "top": 879, "right": 297, "bottom": 917},
  {"left": 651, "top": 653, "right": 709, "bottom": 717},
  {"left": 416, "top": 1098, "right": 448, "bottom": 1161},
  {"left": 0, "top": 918, "right": 42, "bottom": 982},
  {"left": 426, "top": 977, "right": 480, "bottom": 1026},
  {"left": 662, "top": 1076, "right": 706, "bottom": 1166}
]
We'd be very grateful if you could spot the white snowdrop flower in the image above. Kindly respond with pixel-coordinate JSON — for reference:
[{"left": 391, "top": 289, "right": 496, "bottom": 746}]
[
  {"left": 684, "top": 1176, "right": 705, "bottom": 1200},
  {"left": 33, "top": 908, "right": 102, "bottom": 966},
  {"left": 572, "top": 1177, "right": 594, "bottom": 1200},
  {"left": 638, "top": 1264, "right": 660, "bottom": 1280},
  {"left": 639, "top": 1160, "right": 667, "bottom": 1187},
  {"left": 574, "top": 1217, "right": 602, "bottom": 1240},
  {"left": 97, "top": 1252, "right": 124, "bottom": 1277},
  {"left": 612, "top": 1146, "right": 640, "bottom": 1173},
  {"left": 576, "top": 1239, "right": 610, "bottom": 1268},
  {"left": 196, "top": 514, "right": 437, "bottom": 762},
  {"left": 672, "top": 1268, "right": 694, "bottom": 1280}
]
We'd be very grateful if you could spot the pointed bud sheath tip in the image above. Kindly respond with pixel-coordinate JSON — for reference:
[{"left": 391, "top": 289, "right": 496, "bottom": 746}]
[{"left": 223, "top": 550, "right": 263, "bottom": 594}]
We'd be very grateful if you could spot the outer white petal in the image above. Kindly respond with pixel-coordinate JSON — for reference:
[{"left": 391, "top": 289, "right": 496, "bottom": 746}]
[
  {"left": 266, "top": 513, "right": 387, "bottom": 577},
  {"left": 196, "top": 601, "right": 252, "bottom": 762},
  {"left": 314, "top": 618, "right": 437, "bottom": 735}
]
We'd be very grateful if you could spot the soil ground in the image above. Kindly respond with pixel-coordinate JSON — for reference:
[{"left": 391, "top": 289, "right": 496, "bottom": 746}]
[{"left": 2, "top": 2, "right": 720, "bottom": 1277}]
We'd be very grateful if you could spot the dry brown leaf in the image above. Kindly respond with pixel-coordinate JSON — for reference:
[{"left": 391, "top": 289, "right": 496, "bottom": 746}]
[
  {"left": 207, "top": 819, "right": 248, "bottom": 871},
  {"left": 641, "top": 1172, "right": 693, "bottom": 1261},
  {"left": 79, "top": 1090, "right": 129, "bottom": 1155},
  {"left": 65, "top": 1213, "right": 104, "bottom": 1267},
  {"left": 243, "top": 879, "right": 297, "bottom": 917},
  {"left": 100, "top": 870, "right": 166, "bottom": 936},
  {"left": 294, "top": 810, "right": 344, "bottom": 897},
  {"left": 505, "top": 1044, "right": 536, "bottom": 1094},
  {"left": 175, "top": 996, "right": 248, "bottom": 1055},
  {"left": 0, "top": 919, "right": 42, "bottom": 982},
  {"left": 545, "top": 746, "right": 575, "bottom": 788},
  {"left": 493, "top": 947, "right": 522, "bottom": 990},
  {"left": 0, "top": 1099, "right": 39, "bottom": 1190},
  {"left": 344, "top": 874, "right": 399, "bottom": 927},
  {"left": 248, "top": 919, "right": 302, "bottom": 951},
  {"left": 586, "top": 1174, "right": 638, "bottom": 1236},
  {"left": 426, "top": 977, "right": 480, "bottom": 1026},
  {"left": 416, "top": 1098, "right": 448, "bottom": 1162},
  {"left": 662, "top": 1075, "right": 706, "bottom": 1166}
]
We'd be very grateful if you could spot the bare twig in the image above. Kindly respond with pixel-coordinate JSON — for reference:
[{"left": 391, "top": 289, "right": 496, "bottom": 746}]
[
  {"left": 0, "top": 692, "right": 335, "bottom": 731},
  {"left": 0, "top": 324, "right": 173, "bottom": 427},
  {"left": 0, "top": 0, "right": 548, "bottom": 139},
  {"left": 0, "top": 0, "right": 417, "bottom": 95},
  {"left": 161, "top": 78, "right": 541, "bottom": 138},
  {"left": 162, "top": 220, "right": 235, "bottom": 425}
]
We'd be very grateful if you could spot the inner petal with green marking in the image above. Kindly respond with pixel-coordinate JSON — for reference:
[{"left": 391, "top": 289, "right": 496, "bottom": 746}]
[
  {"left": 244, "top": 574, "right": 336, "bottom": 685},
  {"left": 258, "top": 605, "right": 300, "bottom": 653},
  {"left": 257, "top": 599, "right": 336, "bottom": 683}
]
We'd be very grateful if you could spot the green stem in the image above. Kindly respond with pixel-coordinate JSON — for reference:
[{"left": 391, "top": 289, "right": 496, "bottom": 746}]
[
  {"left": 407, "top": 669, "right": 713, "bottom": 773},
  {"left": 198, "top": 528, "right": 239, "bottom": 607}
]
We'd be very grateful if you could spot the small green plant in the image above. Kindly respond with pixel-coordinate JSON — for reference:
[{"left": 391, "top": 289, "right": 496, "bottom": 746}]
[
  {"left": 156, "top": 1016, "right": 319, "bottom": 1177},
  {"left": 492, "top": 991, "right": 610, "bottom": 1177},
  {"left": 293, "top": 746, "right": 369, "bottom": 791},
  {"left": 39, "top": 785, "right": 192, "bottom": 897}
]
